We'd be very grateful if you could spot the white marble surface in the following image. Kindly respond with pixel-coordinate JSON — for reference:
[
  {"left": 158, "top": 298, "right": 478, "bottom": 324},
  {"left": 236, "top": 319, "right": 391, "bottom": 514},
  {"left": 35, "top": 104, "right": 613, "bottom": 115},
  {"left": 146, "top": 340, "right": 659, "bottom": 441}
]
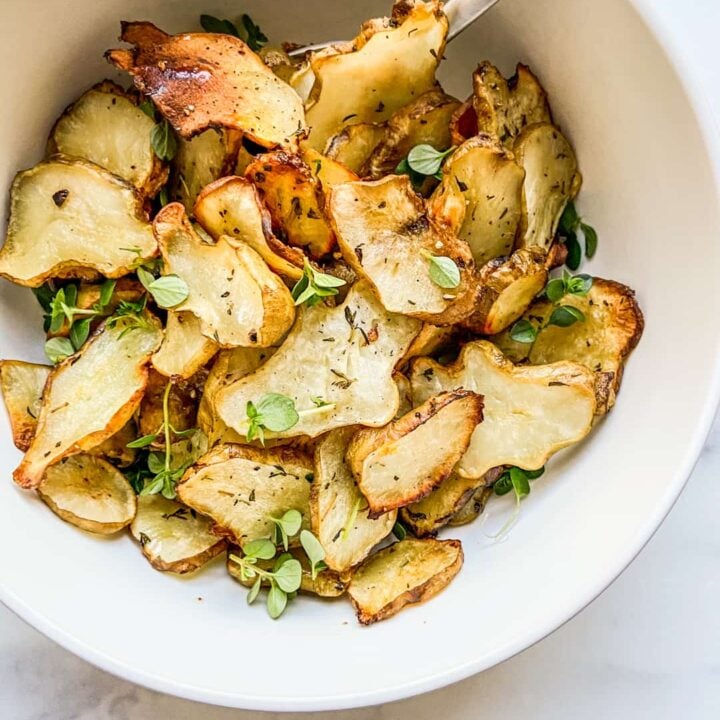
[{"left": 3, "top": 0, "right": 720, "bottom": 718}]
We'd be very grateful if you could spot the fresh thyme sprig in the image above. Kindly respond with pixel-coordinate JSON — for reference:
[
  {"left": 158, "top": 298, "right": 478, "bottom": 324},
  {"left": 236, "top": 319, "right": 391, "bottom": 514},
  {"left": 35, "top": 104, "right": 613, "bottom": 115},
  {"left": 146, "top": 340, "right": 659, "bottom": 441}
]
[
  {"left": 291, "top": 260, "right": 346, "bottom": 307},
  {"left": 509, "top": 272, "right": 593, "bottom": 344},
  {"left": 40, "top": 279, "right": 118, "bottom": 363},
  {"left": 494, "top": 466, "right": 545, "bottom": 502},
  {"left": 200, "top": 12, "right": 268, "bottom": 51},
  {"left": 125, "top": 381, "right": 206, "bottom": 499},
  {"left": 229, "top": 518, "right": 327, "bottom": 618},
  {"left": 558, "top": 200, "right": 598, "bottom": 270},
  {"left": 396, "top": 144, "right": 454, "bottom": 187}
]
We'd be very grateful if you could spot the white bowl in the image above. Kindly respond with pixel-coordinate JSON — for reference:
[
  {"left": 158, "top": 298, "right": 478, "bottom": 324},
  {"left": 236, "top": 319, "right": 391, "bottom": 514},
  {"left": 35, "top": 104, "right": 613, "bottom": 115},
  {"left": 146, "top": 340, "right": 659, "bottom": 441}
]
[{"left": 1, "top": 0, "right": 720, "bottom": 712}]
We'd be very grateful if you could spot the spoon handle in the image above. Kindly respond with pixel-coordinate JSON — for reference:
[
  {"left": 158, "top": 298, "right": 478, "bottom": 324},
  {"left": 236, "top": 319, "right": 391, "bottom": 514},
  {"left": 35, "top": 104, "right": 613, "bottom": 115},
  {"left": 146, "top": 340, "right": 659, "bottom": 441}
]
[
  {"left": 286, "top": 0, "right": 500, "bottom": 57},
  {"left": 444, "top": 0, "right": 500, "bottom": 42}
]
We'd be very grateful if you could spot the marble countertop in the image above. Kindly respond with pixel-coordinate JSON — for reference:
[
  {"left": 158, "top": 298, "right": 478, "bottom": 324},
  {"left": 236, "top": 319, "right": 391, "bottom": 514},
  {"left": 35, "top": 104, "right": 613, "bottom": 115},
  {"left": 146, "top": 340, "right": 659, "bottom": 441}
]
[{"left": 3, "top": 1, "right": 720, "bottom": 718}]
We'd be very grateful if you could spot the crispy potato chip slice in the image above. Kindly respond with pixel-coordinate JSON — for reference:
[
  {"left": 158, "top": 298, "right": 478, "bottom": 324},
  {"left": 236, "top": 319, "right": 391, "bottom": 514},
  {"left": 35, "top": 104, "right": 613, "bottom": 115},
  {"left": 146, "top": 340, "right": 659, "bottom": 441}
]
[
  {"left": 198, "top": 346, "right": 276, "bottom": 444},
  {"left": 492, "top": 279, "right": 644, "bottom": 414},
  {"left": 411, "top": 340, "right": 596, "bottom": 479},
  {"left": 215, "top": 281, "right": 421, "bottom": 440},
  {"left": 463, "top": 248, "right": 548, "bottom": 335},
  {"left": 400, "top": 323, "right": 457, "bottom": 366},
  {"left": 152, "top": 311, "right": 218, "bottom": 380},
  {"left": 245, "top": 151, "right": 345, "bottom": 259},
  {"left": 347, "top": 390, "right": 483, "bottom": 515},
  {"left": 107, "top": 22, "right": 305, "bottom": 146},
  {"left": 47, "top": 81, "right": 166, "bottom": 197},
  {"left": 0, "top": 361, "right": 50, "bottom": 451},
  {"left": 171, "top": 128, "right": 242, "bottom": 212},
  {"left": 0, "top": 157, "right": 156, "bottom": 287},
  {"left": 13, "top": 317, "right": 162, "bottom": 488},
  {"left": 138, "top": 369, "right": 202, "bottom": 441},
  {"left": 514, "top": 123, "right": 581, "bottom": 250},
  {"left": 348, "top": 537, "right": 463, "bottom": 624},
  {"left": 154, "top": 204, "right": 295, "bottom": 347},
  {"left": 227, "top": 547, "right": 349, "bottom": 598},
  {"left": 325, "top": 123, "right": 386, "bottom": 174},
  {"left": 328, "top": 176, "right": 476, "bottom": 324},
  {"left": 91, "top": 419, "right": 138, "bottom": 468},
  {"left": 312, "top": 427, "right": 396, "bottom": 573},
  {"left": 131, "top": 494, "right": 226, "bottom": 574},
  {"left": 431, "top": 135, "right": 525, "bottom": 267},
  {"left": 305, "top": 0, "right": 447, "bottom": 151},
  {"left": 449, "top": 485, "right": 494, "bottom": 527},
  {"left": 400, "top": 466, "right": 502, "bottom": 536},
  {"left": 473, "top": 62, "right": 552, "bottom": 145},
  {"left": 176, "top": 444, "right": 313, "bottom": 546},
  {"left": 37, "top": 454, "right": 136, "bottom": 534},
  {"left": 393, "top": 373, "right": 413, "bottom": 418},
  {"left": 193, "top": 176, "right": 304, "bottom": 281},
  {"left": 367, "top": 89, "right": 460, "bottom": 179}
]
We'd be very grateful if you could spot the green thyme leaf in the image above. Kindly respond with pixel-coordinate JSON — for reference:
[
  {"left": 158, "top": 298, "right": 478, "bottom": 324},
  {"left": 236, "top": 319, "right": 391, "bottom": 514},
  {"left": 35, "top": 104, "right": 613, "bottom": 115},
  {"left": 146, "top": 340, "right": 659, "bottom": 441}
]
[
  {"left": 393, "top": 521, "right": 408, "bottom": 541},
  {"left": 270, "top": 508, "right": 302, "bottom": 550},
  {"left": 548, "top": 305, "right": 585, "bottom": 328},
  {"left": 509, "top": 466, "right": 530, "bottom": 500},
  {"left": 426, "top": 255, "right": 460, "bottom": 289},
  {"left": 241, "top": 13, "right": 268, "bottom": 51},
  {"left": 150, "top": 120, "right": 177, "bottom": 161},
  {"left": 564, "top": 232, "right": 582, "bottom": 271},
  {"left": 200, "top": 14, "right": 240, "bottom": 36},
  {"left": 247, "top": 576, "right": 262, "bottom": 605},
  {"left": 44, "top": 337, "right": 74, "bottom": 364},
  {"left": 405, "top": 144, "right": 454, "bottom": 176},
  {"left": 145, "top": 274, "right": 189, "bottom": 309},
  {"left": 300, "top": 529, "right": 326, "bottom": 580},
  {"left": 247, "top": 394, "right": 300, "bottom": 442},
  {"left": 138, "top": 98, "right": 156, "bottom": 119},
  {"left": 509, "top": 319, "right": 537, "bottom": 344},
  {"left": 69, "top": 317, "right": 92, "bottom": 350},
  {"left": 126, "top": 433, "right": 159, "bottom": 449},
  {"left": 544, "top": 277, "right": 566, "bottom": 303},
  {"left": 96, "top": 279, "right": 117, "bottom": 310},
  {"left": 494, "top": 471, "right": 513, "bottom": 496},
  {"left": 559, "top": 201, "right": 579, "bottom": 234},
  {"left": 581, "top": 222, "right": 598, "bottom": 259},
  {"left": 243, "top": 538, "right": 277, "bottom": 561},
  {"left": 273, "top": 557, "right": 303, "bottom": 593},
  {"left": 566, "top": 273, "right": 593, "bottom": 297},
  {"left": 291, "top": 261, "right": 346, "bottom": 307},
  {"left": 266, "top": 583, "right": 288, "bottom": 619}
]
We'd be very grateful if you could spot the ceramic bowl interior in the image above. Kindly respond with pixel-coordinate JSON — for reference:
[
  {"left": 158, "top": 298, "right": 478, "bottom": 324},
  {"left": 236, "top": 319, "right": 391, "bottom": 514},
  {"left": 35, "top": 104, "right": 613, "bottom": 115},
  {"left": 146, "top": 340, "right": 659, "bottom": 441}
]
[{"left": 1, "top": 0, "right": 720, "bottom": 711}]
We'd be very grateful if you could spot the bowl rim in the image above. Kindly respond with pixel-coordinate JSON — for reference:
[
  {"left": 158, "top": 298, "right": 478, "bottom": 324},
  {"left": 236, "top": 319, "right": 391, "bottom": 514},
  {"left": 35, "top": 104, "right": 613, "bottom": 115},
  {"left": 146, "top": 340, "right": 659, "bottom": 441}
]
[{"left": 2, "top": 0, "right": 720, "bottom": 711}]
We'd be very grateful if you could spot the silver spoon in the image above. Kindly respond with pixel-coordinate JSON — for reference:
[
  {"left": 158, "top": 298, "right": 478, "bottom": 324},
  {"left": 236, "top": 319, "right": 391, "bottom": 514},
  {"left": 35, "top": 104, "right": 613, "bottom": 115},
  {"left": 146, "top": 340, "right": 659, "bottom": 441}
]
[{"left": 286, "top": 0, "right": 500, "bottom": 57}]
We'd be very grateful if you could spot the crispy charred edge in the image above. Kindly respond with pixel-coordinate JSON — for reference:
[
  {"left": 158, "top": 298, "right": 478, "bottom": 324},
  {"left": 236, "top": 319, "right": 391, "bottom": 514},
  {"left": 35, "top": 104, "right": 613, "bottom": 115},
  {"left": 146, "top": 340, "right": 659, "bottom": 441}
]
[
  {"left": 348, "top": 390, "right": 484, "bottom": 517},
  {"left": 12, "top": 319, "right": 157, "bottom": 489},
  {"left": 0, "top": 359, "right": 48, "bottom": 452},
  {"left": 366, "top": 88, "right": 460, "bottom": 179},
  {"left": 141, "top": 528, "right": 227, "bottom": 574},
  {"left": 400, "top": 465, "right": 502, "bottom": 537},
  {"left": 246, "top": 150, "right": 335, "bottom": 257},
  {"left": 590, "top": 278, "right": 644, "bottom": 414},
  {"left": 1, "top": 155, "right": 156, "bottom": 288},
  {"left": 47, "top": 79, "right": 169, "bottom": 198},
  {"left": 193, "top": 175, "right": 306, "bottom": 269},
  {"left": 463, "top": 247, "right": 548, "bottom": 335},
  {"left": 350, "top": 538, "right": 463, "bottom": 625}
]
